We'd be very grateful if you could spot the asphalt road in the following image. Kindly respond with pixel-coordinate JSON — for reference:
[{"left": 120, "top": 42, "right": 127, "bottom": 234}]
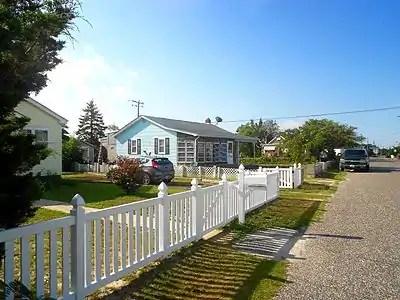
[{"left": 275, "top": 158, "right": 400, "bottom": 300}]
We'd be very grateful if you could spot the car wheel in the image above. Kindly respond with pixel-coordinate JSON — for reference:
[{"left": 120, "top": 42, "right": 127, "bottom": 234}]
[
  {"left": 143, "top": 173, "right": 151, "bottom": 185},
  {"left": 340, "top": 166, "right": 344, "bottom": 171}
]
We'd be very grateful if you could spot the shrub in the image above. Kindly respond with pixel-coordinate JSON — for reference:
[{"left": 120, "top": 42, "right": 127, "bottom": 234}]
[
  {"left": 240, "top": 156, "right": 316, "bottom": 166},
  {"left": 106, "top": 157, "right": 144, "bottom": 194}
]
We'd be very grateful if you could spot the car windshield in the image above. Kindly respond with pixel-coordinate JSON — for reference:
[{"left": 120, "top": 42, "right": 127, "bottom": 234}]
[
  {"left": 139, "top": 158, "right": 150, "bottom": 164},
  {"left": 343, "top": 149, "right": 366, "bottom": 158},
  {"left": 153, "top": 158, "right": 171, "bottom": 165}
]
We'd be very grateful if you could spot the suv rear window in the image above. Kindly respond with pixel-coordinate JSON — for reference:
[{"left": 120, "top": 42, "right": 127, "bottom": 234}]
[
  {"left": 153, "top": 158, "right": 171, "bottom": 165},
  {"left": 343, "top": 149, "right": 366, "bottom": 157}
]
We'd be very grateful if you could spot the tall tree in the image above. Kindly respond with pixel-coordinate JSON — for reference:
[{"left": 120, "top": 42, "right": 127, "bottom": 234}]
[
  {"left": 76, "top": 100, "right": 107, "bottom": 146},
  {"left": 107, "top": 123, "right": 119, "bottom": 132},
  {"left": 279, "top": 119, "right": 365, "bottom": 162},
  {"left": 62, "top": 124, "right": 70, "bottom": 141},
  {"left": 236, "top": 118, "right": 280, "bottom": 156},
  {"left": 0, "top": 0, "right": 82, "bottom": 230}
]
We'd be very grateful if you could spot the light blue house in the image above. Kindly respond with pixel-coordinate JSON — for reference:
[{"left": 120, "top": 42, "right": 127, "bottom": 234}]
[{"left": 113, "top": 115, "right": 257, "bottom": 166}]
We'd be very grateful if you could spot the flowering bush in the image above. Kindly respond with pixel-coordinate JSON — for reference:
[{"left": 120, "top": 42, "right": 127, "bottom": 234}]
[{"left": 106, "top": 157, "right": 144, "bottom": 194}]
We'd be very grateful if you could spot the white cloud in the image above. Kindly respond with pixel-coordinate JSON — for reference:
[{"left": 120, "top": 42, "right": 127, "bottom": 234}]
[
  {"left": 278, "top": 119, "right": 305, "bottom": 130},
  {"left": 35, "top": 45, "right": 139, "bottom": 134}
]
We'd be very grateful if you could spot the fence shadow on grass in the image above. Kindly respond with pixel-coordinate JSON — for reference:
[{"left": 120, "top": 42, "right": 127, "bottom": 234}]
[
  {"left": 91, "top": 196, "right": 328, "bottom": 300},
  {"left": 92, "top": 239, "right": 288, "bottom": 300}
]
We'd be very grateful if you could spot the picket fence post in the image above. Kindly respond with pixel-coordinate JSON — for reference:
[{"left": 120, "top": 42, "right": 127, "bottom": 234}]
[
  {"left": 213, "top": 165, "right": 217, "bottom": 178},
  {"left": 297, "top": 163, "right": 302, "bottom": 184},
  {"left": 275, "top": 166, "right": 280, "bottom": 188},
  {"left": 220, "top": 174, "right": 228, "bottom": 223},
  {"left": 238, "top": 164, "right": 245, "bottom": 224},
  {"left": 70, "top": 194, "right": 86, "bottom": 300},
  {"left": 275, "top": 167, "right": 280, "bottom": 196},
  {"left": 157, "top": 182, "right": 170, "bottom": 254},
  {"left": 191, "top": 178, "right": 204, "bottom": 240}
]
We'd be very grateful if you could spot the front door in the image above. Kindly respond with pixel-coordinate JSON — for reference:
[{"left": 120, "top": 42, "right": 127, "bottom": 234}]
[{"left": 227, "top": 141, "right": 234, "bottom": 164}]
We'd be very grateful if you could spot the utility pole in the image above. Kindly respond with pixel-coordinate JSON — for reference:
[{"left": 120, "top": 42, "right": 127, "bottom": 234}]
[{"left": 129, "top": 100, "right": 144, "bottom": 117}]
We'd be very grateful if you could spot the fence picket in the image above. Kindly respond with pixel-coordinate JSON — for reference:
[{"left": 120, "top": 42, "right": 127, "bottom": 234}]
[{"left": 0, "top": 164, "right": 283, "bottom": 299}]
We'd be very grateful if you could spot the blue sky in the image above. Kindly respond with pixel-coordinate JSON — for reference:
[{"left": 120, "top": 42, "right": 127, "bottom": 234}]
[{"left": 37, "top": 0, "right": 400, "bottom": 147}]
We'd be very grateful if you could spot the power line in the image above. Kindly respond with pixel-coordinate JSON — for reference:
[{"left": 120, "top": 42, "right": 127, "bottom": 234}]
[
  {"left": 129, "top": 100, "right": 144, "bottom": 118},
  {"left": 222, "top": 105, "right": 400, "bottom": 123}
]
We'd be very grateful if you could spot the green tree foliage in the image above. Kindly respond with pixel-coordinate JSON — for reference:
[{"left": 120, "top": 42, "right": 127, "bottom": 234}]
[
  {"left": 76, "top": 99, "right": 107, "bottom": 146},
  {"left": 279, "top": 119, "right": 365, "bottom": 162},
  {"left": 0, "top": 0, "right": 82, "bottom": 230},
  {"left": 236, "top": 118, "right": 279, "bottom": 156},
  {"left": 62, "top": 124, "right": 70, "bottom": 141},
  {"left": 107, "top": 158, "right": 144, "bottom": 194},
  {"left": 62, "top": 137, "right": 84, "bottom": 171},
  {"left": 107, "top": 124, "right": 119, "bottom": 132}
]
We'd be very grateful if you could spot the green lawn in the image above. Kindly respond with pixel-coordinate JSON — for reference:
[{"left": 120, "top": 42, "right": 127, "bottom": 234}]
[
  {"left": 43, "top": 173, "right": 204, "bottom": 209},
  {"left": 91, "top": 177, "right": 341, "bottom": 300},
  {"left": 4, "top": 174, "right": 343, "bottom": 300}
]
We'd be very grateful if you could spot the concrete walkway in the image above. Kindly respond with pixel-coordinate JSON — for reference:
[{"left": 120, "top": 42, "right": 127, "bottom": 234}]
[
  {"left": 275, "top": 160, "right": 400, "bottom": 300},
  {"left": 34, "top": 199, "right": 99, "bottom": 213}
]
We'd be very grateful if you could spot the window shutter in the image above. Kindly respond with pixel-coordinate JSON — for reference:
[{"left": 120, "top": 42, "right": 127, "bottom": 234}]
[
  {"left": 154, "top": 138, "right": 159, "bottom": 154},
  {"left": 165, "top": 138, "right": 170, "bottom": 155},
  {"left": 128, "top": 139, "right": 132, "bottom": 154},
  {"left": 137, "top": 139, "right": 141, "bottom": 154}
]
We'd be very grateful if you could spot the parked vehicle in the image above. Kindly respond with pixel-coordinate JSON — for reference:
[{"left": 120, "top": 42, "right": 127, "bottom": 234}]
[
  {"left": 339, "top": 148, "right": 370, "bottom": 171},
  {"left": 139, "top": 157, "right": 175, "bottom": 184}
]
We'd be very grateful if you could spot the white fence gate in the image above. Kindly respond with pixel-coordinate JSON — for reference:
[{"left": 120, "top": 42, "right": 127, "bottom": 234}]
[{"left": 0, "top": 165, "right": 279, "bottom": 299}]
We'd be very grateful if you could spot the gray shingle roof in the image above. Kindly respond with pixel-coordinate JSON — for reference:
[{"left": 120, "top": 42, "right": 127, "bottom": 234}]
[{"left": 115, "top": 115, "right": 258, "bottom": 142}]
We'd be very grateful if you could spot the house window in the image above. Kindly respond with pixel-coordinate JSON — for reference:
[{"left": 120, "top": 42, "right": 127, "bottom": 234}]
[
  {"left": 212, "top": 142, "right": 227, "bottom": 163},
  {"left": 81, "top": 147, "right": 89, "bottom": 161},
  {"left": 198, "top": 142, "right": 205, "bottom": 163},
  {"left": 131, "top": 140, "right": 137, "bottom": 154},
  {"left": 154, "top": 138, "right": 170, "bottom": 155},
  {"left": 159, "top": 139, "right": 165, "bottom": 154},
  {"left": 128, "top": 138, "right": 141, "bottom": 155},
  {"left": 177, "top": 139, "right": 195, "bottom": 163},
  {"left": 206, "top": 142, "right": 213, "bottom": 162},
  {"left": 23, "top": 128, "right": 49, "bottom": 146}
]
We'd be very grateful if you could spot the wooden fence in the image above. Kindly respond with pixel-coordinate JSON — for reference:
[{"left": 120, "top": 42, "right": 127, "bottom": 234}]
[{"left": 0, "top": 165, "right": 279, "bottom": 299}]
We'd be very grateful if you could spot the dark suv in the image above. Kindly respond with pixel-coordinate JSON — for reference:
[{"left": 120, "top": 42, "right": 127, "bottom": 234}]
[
  {"left": 339, "top": 149, "right": 370, "bottom": 171},
  {"left": 140, "top": 157, "right": 175, "bottom": 184}
]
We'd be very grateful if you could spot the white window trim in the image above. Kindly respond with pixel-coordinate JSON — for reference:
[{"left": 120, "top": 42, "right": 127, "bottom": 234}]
[
  {"left": 131, "top": 139, "right": 138, "bottom": 154},
  {"left": 24, "top": 127, "right": 50, "bottom": 144},
  {"left": 197, "top": 141, "right": 205, "bottom": 163},
  {"left": 158, "top": 138, "right": 166, "bottom": 154},
  {"left": 205, "top": 142, "right": 213, "bottom": 163},
  {"left": 154, "top": 137, "right": 170, "bottom": 155}
]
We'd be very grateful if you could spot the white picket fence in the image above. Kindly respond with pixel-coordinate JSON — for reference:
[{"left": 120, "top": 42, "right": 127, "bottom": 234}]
[
  {"left": 0, "top": 166, "right": 279, "bottom": 299},
  {"left": 176, "top": 163, "right": 303, "bottom": 189},
  {"left": 74, "top": 162, "right": 111, "bottom": 173}
]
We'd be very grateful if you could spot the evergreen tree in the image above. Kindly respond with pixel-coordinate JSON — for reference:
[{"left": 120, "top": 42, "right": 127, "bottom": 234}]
[
  {"left": 76, "top": 100, "right": 107, "bottom": 146},
  {"left": 0, "top": 0, "right": 82, "bottom": 230},
  {"left": 62, "top": 124, "right": 70, "bottom": 142}
]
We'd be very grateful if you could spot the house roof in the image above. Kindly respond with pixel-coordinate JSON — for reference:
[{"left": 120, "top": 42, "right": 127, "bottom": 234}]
[
  {"left": 26, "top": 98, "right": 68, "bottom": 124},
  {"left": 114, "top": 115, "right": 258, "bottom": 142},
  {"left": 266, "top": 135, "right": 284, "bottom": 145},
  {"left": 78, "top": 140, "right": 97, "bottom": 148}
]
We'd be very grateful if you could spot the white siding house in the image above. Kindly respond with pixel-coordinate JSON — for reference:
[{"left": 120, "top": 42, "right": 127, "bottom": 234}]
[{"left": 15, "top": 98, "right": 67, "bottom": 175}]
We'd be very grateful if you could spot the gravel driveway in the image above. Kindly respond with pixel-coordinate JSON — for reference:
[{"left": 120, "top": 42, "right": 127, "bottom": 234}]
[{"left": 275, "top": 159, "right": 400, "bottom": 300}]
